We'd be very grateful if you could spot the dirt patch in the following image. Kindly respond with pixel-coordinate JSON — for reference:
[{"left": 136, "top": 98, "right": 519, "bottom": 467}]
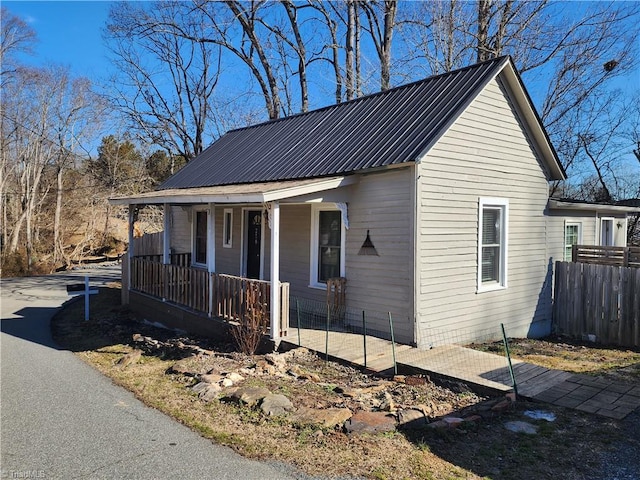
[{"left": 53, "top": 287, "right": 640, "bottom": 480}]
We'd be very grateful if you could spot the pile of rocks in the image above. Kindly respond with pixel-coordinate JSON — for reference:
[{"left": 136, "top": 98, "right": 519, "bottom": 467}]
[{"left": 121, "top": 333, "right": 517, "bottom": 435}]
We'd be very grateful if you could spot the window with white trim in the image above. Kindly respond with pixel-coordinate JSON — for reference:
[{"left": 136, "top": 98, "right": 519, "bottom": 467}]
[
  {"left": 310, "top": 206, "right": 345, "bottom": 287},
  {"left": 223, "top": 208, "right": 233, "bottom": 248},
  {"left": 193, "top": 208, "right": 208, "bottom": 265},
  {"left": 564, "top": 222, "right": 581, "bottom": 261},
  {"left": 478, "top": 198, "right": 508, "bottom": 291}
]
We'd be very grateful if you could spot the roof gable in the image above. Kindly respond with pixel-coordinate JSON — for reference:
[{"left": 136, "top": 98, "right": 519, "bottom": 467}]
[{"left": 160, "top": 56, "right": 564, "bottom": 190}]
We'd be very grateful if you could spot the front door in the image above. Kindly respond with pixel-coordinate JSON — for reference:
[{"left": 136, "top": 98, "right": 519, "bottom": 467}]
[{"left": 246, "top": 210, "right": 262, "bottom": 279}]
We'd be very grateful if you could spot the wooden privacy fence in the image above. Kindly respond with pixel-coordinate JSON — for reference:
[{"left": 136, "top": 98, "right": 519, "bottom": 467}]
[
  {"left": 554, "top": 261, "right": 640, "bottom": 347},
  {"left": 572, "top": 245, "right": 640, "bottom": 268},
  {"left": 130, "top": 257, "right": 289, "bottom": 336}
]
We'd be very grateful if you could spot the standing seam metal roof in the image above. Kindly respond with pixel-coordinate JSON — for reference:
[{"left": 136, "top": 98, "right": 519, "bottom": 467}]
[{"left": 160, "top": 56, "right": 511, "bottom": 190}]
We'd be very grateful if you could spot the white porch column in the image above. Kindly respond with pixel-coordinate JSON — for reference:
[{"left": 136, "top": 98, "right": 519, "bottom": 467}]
[
  {"left": 124, "top": 204, "right": 136, "bottom": 305},
  {"left": 269, "top": 201, "right": 280, "bottom": 342},
  {"left": 162, "top": 203, "right": 171, "bottom": 265},
  {"left": 207, "top": 203, "right": 216, "bottom": 317}
]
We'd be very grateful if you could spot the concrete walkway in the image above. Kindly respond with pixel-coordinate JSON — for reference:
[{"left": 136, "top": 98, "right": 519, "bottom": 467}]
[{"left": 286, "top": 328, "right": 640, "bottom": 419}]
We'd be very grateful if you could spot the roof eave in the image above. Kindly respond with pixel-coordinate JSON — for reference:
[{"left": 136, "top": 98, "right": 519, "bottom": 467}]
[
  {"left": 109, "top": 176, "right": 357, "bottom": 206},
  {"left": 549, "top": 199, "right": 640, "bottom": 214},
  {"left": 499, "top": 60, "right": 567, "bottom": 181}
]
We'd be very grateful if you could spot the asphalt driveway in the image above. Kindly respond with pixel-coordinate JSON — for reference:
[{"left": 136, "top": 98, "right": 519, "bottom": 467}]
[{"left": 0, "top": 265, "right": 300, "bottom": 479}]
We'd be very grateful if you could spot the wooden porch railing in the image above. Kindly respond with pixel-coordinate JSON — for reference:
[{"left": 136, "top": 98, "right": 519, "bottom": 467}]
[
  {"left": 130, "top": 257, "right": 289, "bottom": 337},
  {"left": 572, "top": 245, "right": 640, "bottom": 268}
]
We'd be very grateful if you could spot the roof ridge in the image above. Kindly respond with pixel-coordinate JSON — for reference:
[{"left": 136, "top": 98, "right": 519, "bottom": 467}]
[{"left": 226, "top": 55, "right": 511, "bottom": 135}]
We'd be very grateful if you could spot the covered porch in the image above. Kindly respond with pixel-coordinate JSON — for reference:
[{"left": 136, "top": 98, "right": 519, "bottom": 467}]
[{"left": 111, "top": 177, "right": 355, "bottom": 343}]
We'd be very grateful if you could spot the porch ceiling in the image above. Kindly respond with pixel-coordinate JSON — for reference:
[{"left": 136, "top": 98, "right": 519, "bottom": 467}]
[{"left": 109, "top": 176, "right": 357, "bottom": 206}]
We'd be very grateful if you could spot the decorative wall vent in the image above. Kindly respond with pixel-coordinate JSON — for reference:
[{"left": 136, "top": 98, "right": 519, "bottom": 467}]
[{"left": 358, "top": 230, "right": 379, "bottom": 256}]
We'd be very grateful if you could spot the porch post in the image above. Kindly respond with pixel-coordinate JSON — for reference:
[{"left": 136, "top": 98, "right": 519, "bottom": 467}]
[
  {"left": 207, "top": 203, "right": 216, "bottom": 317},
  {"left": 269, "top": 201, "right": 280, "bottom": 343},
  {"left": 124, "top": 204, "right": 136, "bottom": 305},
  {"left": 163, "top": 203, "right": 171, "bottom": 265}
]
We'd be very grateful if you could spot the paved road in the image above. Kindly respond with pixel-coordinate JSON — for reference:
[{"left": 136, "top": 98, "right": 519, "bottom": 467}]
[{"left": 1, "top": 265, "right": 301, "bottom": 480}]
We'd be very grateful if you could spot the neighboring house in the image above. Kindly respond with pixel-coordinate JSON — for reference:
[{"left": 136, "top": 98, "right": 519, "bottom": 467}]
[
  {"left": 111, "top": 55, "right": 570, "bottom": 348},
  {"left": 547, "top": 199, "right": 639, "bottom": 262}
]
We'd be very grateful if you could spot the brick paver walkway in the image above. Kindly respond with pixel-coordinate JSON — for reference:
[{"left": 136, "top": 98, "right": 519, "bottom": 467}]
[{"left": 531, "top": 374, "right": 640, "bottom": 419}]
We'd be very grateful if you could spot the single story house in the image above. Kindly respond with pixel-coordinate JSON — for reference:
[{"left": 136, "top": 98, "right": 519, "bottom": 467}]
[{"left": 112, "top": 55, "right": 607, "bottom": 348}]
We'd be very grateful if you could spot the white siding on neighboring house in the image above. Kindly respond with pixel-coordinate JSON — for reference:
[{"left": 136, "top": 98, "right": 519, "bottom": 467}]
[{"left": 416, "top": 77, "right": 553, "bottom": 345}]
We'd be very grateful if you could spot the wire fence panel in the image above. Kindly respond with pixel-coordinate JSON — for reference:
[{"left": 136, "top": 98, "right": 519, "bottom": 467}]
[{"left": 288, "top": 296, "right": 517, "bottom": 395}]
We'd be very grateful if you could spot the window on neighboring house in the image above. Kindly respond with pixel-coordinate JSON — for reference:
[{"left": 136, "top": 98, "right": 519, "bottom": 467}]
[
  {"left": 223, "top": 209, "right": 233, "bottom": 248},
  {"left": 478, "top": 198, "right": 508, "bottom": 291},
  {"left": 564, "top": 222, "right": 581, "bottom": 261},
  {"left": 194, "top": 209, "right": 208, "bottom": 265},
  {"left": 311, "top": 207, "right": 345, "bottom": 286}
]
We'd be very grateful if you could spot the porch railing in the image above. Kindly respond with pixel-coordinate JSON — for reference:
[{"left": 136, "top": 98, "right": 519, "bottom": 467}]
[
  {"left": 130, "top": 256, "right": 289, "bottom": 337},
  {"left": 572, "top": 245, "right": 640, "bottom": 268}
]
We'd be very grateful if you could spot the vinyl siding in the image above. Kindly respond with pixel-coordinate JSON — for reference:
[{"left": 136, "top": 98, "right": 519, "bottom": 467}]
[
  {"left": 214, "top": 206, "right": 242, "bottom": 276},
  {"left": 416, "top": 77, "right": 553, "bottom": 345},
  {"left": 169, "top": 206, "right": 191, "bottom": 254},
  {"left": 344, "top": 168, "right": 414, "bottom": 344}
]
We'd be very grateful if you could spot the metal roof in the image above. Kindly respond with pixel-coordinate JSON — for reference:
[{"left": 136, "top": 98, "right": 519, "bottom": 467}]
[{"left": 160, "top": 56, "right": 563, "bottom": 190}]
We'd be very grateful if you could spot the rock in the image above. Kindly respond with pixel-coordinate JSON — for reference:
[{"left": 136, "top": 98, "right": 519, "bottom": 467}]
[
  {"left": 380, "top": 392, "right": 397, "bottom": 412},
  {"left": 265, "top": 352, "right": 287, "bottom": 370},
  {"left": 464, "top": 415, "right": 482, "bottom": 424},
  {"left": 200, "top": 373, "right": 223, "bottom": 384},
  {"left": 504, "top": 421, "right": 538, "bottom": 434},
  {"left": 287, "top": 364, "right": 319, "bottom": 381},
  {"left": 226, "top": 372, "right": 245, "bottom": 383},
  {"left": 225, "top": 386, "right": 271, "bottom": 406},
  {"left": 260, "top": 394, "right": 294, "bottom": 416},
  {"left": 116, "top": 349, "right": 142, "bottom": 368},
  {"left": 221, "top": 378, "right": 234, "bottom": 387},
  {"left": 290, "top": 407, "right": 353, "bottom": 428},
  {"left": 167, "top": 359, "right": 199, "bottom": 376},
  {"left": 427, "top": 420, "right": 448, "bottom": 429},
  {"left": 397, "top": 408, "right": 427, "bottom": 429},
  {"left": 405, "top": 376, "right": 427, "bottom": 386},
  {"left": 524, "top": 410, "right": 556, "bottom": 422},
  {"left": 200, "top": 383, "right": 222, "bottom": 402},
  {"left": 393, "top": 375, "right": 406, "bottom": 383},
  {"left": 442, "top": 417, "right": 464, "bottom": 428},
  {"left": 192, "top": 381, "right": 210, "bottom": 395},
  {"left": 415, "top": 403, "right": 433, "bottom": 417},
  {"left": 255, "top": 360, "right": 277, "bottom": 375},
  {"left": 345, "top": 410, "right": 396, "bottom": 434},
  {"left": 491, "top": 399, "right": 512, "bottom": 412}
]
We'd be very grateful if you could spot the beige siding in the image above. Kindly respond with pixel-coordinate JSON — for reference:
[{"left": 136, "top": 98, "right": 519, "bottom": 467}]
[
  {"left": 344, "top": 168, "right": 414, "bottom": 344},
  {"left": 169, "top": 206, "right": 191, "bottom": 254},
  {"left": 214, "top": 206, "right": 242, "bottom": 276},
  {"left": 416, "top": 77, "right": 553, "bottom": 345}
]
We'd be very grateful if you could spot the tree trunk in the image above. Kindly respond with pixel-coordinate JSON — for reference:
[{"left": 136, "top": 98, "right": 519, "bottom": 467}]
[{"left": 477, "top": 0, "right": 492, "bottom": 62}]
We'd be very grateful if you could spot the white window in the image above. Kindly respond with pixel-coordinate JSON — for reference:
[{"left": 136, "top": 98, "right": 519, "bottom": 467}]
[
  {"left": 193, "top": 207, "right": 208, "bottom": 265},
  {"left": 310, "top": 205, "right": 345, "bottom": 287},
  {"left": 223, "top": 208, "right": 233, "bottom": 248},
  {"left": 600, "top": 217, "right": 614, "bottom": 246},
  {"left": 564, "top": 222, "right": 582, "bottom": 261},
  {"left": 477, "top": 198, "right": 508, "bottom": 292}
]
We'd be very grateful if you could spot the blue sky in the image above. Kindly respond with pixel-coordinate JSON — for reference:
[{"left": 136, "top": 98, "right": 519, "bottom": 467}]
[{"left": 4, "top": 1, "right": 112, "bottom": 79}]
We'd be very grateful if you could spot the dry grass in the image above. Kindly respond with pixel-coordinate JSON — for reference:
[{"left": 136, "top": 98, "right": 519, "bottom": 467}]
[
  {"left": 477, "top": 337, "right": 640, "bottom": 382},
  {"left": 53, "top": 286, "right": 637, "bottom": 480}
]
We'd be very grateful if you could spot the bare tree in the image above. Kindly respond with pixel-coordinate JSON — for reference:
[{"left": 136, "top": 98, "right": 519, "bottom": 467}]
[{"left": 106, "top": 1, "right": 221, "bottom": 160}]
